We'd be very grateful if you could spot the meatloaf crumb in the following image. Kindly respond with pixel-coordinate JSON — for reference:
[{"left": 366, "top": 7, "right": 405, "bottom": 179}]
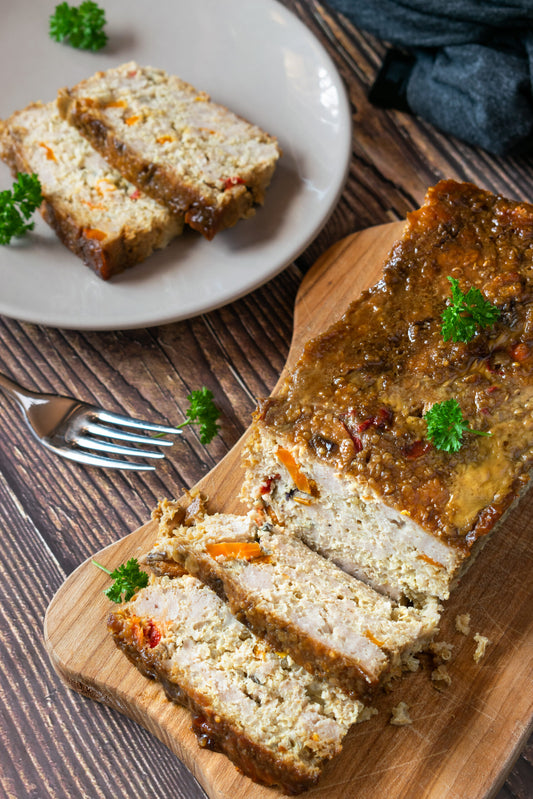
[
  {"left": 455, "top": 613, "right": 471, "bottom": 635},
  {"left": 473, "top": 633, "right": 491, "bottom": 663},
  {"left": 390, "top": 702, "right": 412, "bottom": 726},
  {"left": 431, "top": 664, "right": 452, "bottom": 690}
]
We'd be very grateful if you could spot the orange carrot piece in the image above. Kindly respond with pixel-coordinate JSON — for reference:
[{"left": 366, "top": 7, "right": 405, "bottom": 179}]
[
  {"left": 276, "top": 447, "right": 311, "bottom": 493},
  {"left": 83, "top": 228, "right": 107, "bottom": 241},
  {"left": 39, "top": 142, "right": 57, "bottom": 162},
  {"left": 205, "top": 541, "right": 264, "bottom": 560},
  {"left": 95, "top": 178, "right": 116, "bottom": 195},
  {"left": 417, "top": 553, "right": 444, "bottom": 569},
  {"left": 364, "top": 630, "right": 384, "bottom": 647}
]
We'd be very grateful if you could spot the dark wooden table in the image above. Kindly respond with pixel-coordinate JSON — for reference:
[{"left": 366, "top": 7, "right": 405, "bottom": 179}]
[{"left": 1, "top": 2, "right": 532, "bottom": 797}]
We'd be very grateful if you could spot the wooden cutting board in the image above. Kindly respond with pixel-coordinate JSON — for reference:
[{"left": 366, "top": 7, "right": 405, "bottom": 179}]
[{"left": 44, "top": 222, "right": 533, "bottom": 799}]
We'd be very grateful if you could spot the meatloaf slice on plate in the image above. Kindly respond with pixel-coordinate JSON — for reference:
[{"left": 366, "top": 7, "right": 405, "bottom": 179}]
[
  {"left": 0, "top": 100, "right": 183, "bottom": 279},
  {"left": 57, "top": 62, "right": 281, "bottom": 239}
]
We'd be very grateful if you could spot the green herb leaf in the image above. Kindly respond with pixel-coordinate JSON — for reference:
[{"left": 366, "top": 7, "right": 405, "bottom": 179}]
[
  {"left": 185, "top": 387, "right": 221, "bottom": 444},
  {"left": 49, "top": 1, "right": 107, "bottom": 51},
  {"left": 151, "top": 388, "right": 221, "bottom": 445},
  {"left": 424, "top": 398, "right": 491, "bottom": 452},
  {"left": 0, "top": 173, "right": 43, "bottom": 245},
  {"left": 93, "top": 558, "right": 149, "bottom": 603},
  {"left": 441, "top": 277, "right": 500, "bottom": 343},
  {"left": 171, "top": 387, "right": 220, "bottom": 444}
]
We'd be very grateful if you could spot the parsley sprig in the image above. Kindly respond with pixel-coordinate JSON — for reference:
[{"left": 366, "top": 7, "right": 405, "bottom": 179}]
[
  {"left": 93, "top": 558, "right": 149, "bottom": 603},
  {"left": 424, "top": 399, "right": 491, "bottom": 453},
  {"left": 441, "top": 277, "right": 500, "bottom": 343},
  {"left": 177, "top": 387, "right": 221, "bottom": 444},
  {"left": 49, "top": 1, "right": 108, "bottom": 51},
  {"left": 0, "top": 173, "right": 42, "bottom": 245}
]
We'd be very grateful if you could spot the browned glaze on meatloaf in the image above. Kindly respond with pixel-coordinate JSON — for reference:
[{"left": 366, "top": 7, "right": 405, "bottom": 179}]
[{"left": 259, "top": 180, "right": 533, "bottom": 551}]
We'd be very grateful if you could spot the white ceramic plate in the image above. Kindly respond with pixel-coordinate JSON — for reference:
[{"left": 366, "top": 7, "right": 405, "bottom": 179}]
[{"left": 0, "top": 0, "right": 351, "bottom": 330}]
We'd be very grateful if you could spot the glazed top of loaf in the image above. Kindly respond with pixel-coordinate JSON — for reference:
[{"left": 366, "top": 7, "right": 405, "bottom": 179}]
[{"left": 259, "top": 180, "right": 533, "bottom": 550}]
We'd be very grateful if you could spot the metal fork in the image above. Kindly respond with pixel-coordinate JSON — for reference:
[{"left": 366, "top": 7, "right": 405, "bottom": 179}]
[{"left": 0, "top": 372, "right": 181, "bottom": 471}]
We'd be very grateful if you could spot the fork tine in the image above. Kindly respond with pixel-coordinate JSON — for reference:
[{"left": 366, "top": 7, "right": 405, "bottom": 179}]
[
  {"left": 72, "top": 435, "right": 166, "bottom": 459},
  {"left": 90, "top": 408, "right": 182, "bottom": 435},
  {"left": 83, "top": 421, "right": 175, "bottom": 447},
  {"left": 44, "top": 444, "right": 156, "bottom": 471}
]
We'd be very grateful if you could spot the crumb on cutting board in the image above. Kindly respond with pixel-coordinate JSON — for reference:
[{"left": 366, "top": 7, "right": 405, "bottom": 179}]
[
  {"left": 429, "top": 641, "right": 453, "bottom": 664},
  {"left": 357, "top": 706, "right": 379, "bottom": 723},
  {"left": 390, "top": 701, "right": 412, "bottom": 726},
  {"left": 431, "top": 664, "right": 452, "bottom": 690},
  {"left": 455, "top": 613, "right": 471, "bottom": 635},
  {"left": 402, "top": 653, "right": 420, "bottom": 673},
  {"left": 473, "top": 633, "right": 491, "bottom": 663}
]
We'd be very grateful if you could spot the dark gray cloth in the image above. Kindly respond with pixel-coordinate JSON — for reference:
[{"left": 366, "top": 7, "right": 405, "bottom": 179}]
[{"left": 327, "top": 0, "right": 533, "bottom": 155}]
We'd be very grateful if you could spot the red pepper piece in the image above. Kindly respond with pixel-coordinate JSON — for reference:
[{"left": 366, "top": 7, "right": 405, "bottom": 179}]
[
  {"left": 260, "top": 474, "right": 280, "bottom": 495},
  {"left": 510, "top": 342, "right": 529, "bottom": 362},
  {"left": 146, "top": 621, "right": 161, "bottom": 648},
  {"left": 224, "top": 176, "right": 245, "bottom": 190},
  {"left": 403, "top": 440, "right": 431, "bottom": 459},
  {"left": 341, "top": 421, "right": 363, "bottom": 453}
]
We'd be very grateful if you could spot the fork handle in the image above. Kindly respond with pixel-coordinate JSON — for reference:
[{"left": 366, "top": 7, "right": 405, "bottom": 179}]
[{"left": 0, "top": 372, "right": 41, "bottom": 409}]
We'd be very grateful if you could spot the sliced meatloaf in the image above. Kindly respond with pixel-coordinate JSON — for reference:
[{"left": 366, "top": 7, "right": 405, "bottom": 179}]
[
  {"left": 0, "top": 100, "right": 183, "bottom": 279},
  {"left": 108, "top": 573, "right": 368, "bottom": 795},
  {"left": 57, "top": 62, "right": 281, "bottom": 239},
  {"left": 240, "top": 180, "right": 533, "bottom": 601},
  {"left": 146, "top": 499, "right": 440, "bottom": 696}
]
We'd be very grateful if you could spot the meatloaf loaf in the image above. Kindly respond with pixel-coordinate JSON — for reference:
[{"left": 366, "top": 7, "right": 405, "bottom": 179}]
[
  {"left": 147, "top": 498, "right": 440, "bottom": 696},
  {"left": 57, "top": 62, "right": 281, "bottom": 239},
  {"left": 241, "top": 180, "right": 533, "bottom": 601},
  {"left": 0, "top": 101, "right": 183, "bottom": 279},
  {"left": 108, "top": 573, "right": 369, "bottom": 795}
]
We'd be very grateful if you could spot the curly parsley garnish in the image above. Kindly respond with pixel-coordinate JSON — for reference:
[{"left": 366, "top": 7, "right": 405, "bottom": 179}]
[
  {"left": 152, "top": 388, "right": 220, "bottom": 444},
  {"left": 0, "top": 173, "right": 42, "bottom": 245},
  {"left": 49, "top": 1, "right": 108, "bottom": 51},
  {"left": 424, "top": 398, "right": 491, "bottom": 453},
  {"left": 93, "top": 558, "right": 149, "bottom": 603},
  {"left": 178, "top": 387, "right": 221, "bottom": 444},
  {"left": 441, "top": 277, "right": 500, "bottom": 343}
]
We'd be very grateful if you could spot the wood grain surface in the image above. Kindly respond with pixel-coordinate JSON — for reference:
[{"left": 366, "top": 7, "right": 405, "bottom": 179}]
[
  {"left": 44, "top": 221, "right": 533, "bottom": 799},
  {"left": 1, "top": 2, "right": 533, "bottom": 798}
]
